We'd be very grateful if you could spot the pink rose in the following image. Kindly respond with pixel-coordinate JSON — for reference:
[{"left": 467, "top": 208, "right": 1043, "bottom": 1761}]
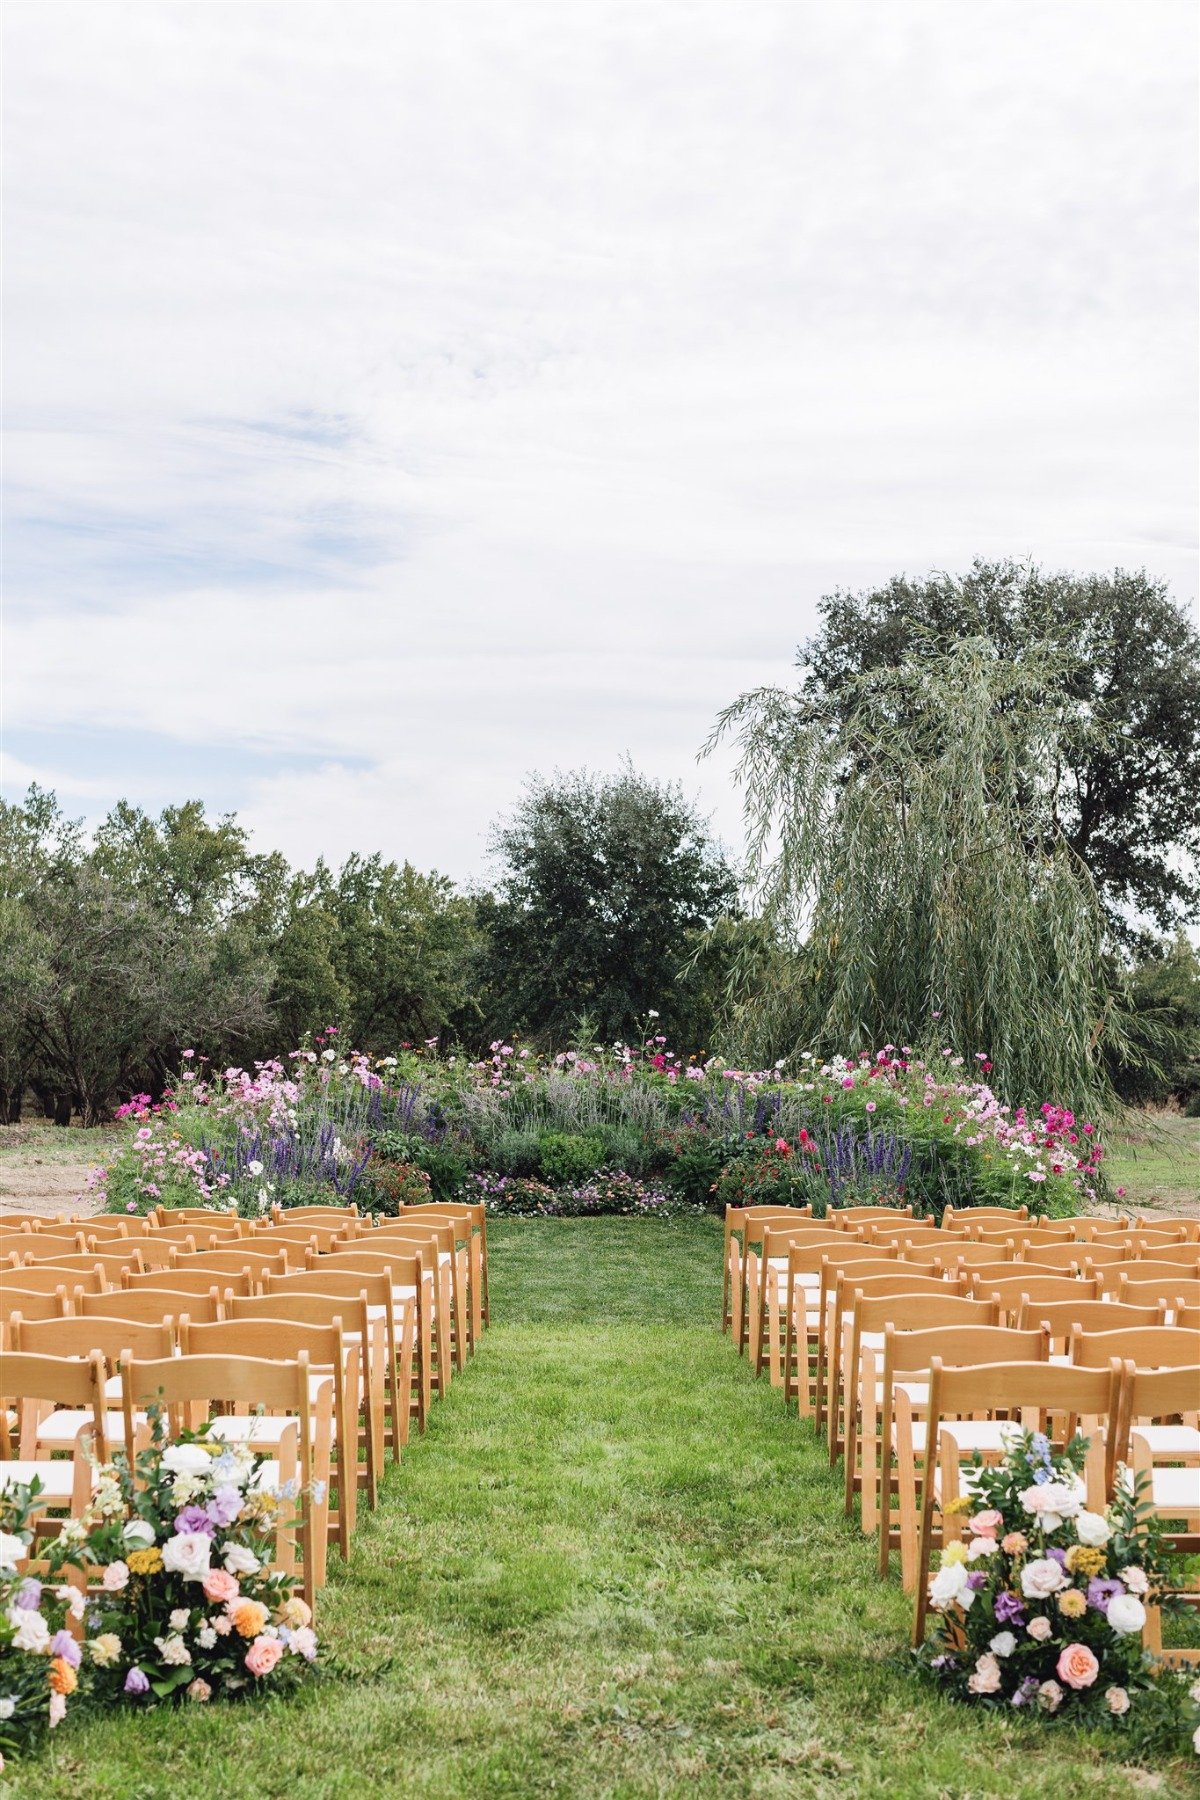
[
  {"left": 1027, "top": 1616, "right": 1052, "bottom": 1642},
  {"left": 186, "top": 1678, "right": 212, "bottom": 1702},
  {"left": 967, "top": 1652, "right": 1002, "bottom": 1695},
  {"left": 1057, "top": 1643, "right": 1100, "bottom": 1691},
  {"left": 102, "top": 1561, "right": 130, "bottom": 1592},
  {"left": 245, "top": 1636, "right": 285, "bottom": 1677},
  {"left": 1121, "top": 1565, "right": 1149, "bottom": 1595},
  {"left": 968, "top": 1510, "right": 1003, "bottom": 1538},
  {"left": 202, "top": 1568, "right": 240, "bottom": 1606},
  {"left": 1105, "top": 1686, "right": 1130, "bottom": 1715}
]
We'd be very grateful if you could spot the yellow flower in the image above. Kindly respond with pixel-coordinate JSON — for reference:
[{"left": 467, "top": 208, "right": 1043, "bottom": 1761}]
[
  {"left": 126, "top": 1546, "right": 163, "bottom": 1576},
  {"left": 1065, "top": 1545, "right": 1105, "bottom": 1577},
  {"left": 1057, "top": 1588, "right": 1086, "bottom": 1618},
  {"left": 943, "top": 1497, "right": 974, "bottom": 1518},
  {"left": 940, "top": 1542, "right": 968, "bottom": 1567}
]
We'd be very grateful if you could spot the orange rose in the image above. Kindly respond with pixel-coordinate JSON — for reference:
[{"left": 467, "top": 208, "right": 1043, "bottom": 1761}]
[
  {"left": 48, "top": 1658, "right": 78, "bottom": 1697},
  {"left": 1056, "top": 1643, "right": 1100, "bottom": 1690},
  {"left": 229, "top": 1599, "right": 269, "bottom": 1638}
]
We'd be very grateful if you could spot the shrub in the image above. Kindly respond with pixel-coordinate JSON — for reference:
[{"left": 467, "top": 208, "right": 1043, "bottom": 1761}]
[
  {"left": 537, "top": 1132, "right": 606, "bottom": 1187},
  {"left": 372, "top": 1130, "right": 472, "bottom": 1201},
  {"left": 362, "top": 1159, "right": 433, "bottom": 1214},
  {"left": 713, "top": 1143, "right": 826, "bottom": 1214}
]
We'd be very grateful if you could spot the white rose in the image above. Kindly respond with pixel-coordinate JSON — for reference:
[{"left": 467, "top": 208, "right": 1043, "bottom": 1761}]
[
  {"left": 103, "top": 1560, "right": 130, "bottom": 1591},
  {"left": 222, "top": 1543, "right": 261, "bottom": 1576},
  {"left": 122, "top": 1519, "right": 156, "bottom": 1550},
  {"left": 989, "top": 1632, "right": 1017, "bottom": 1658},
  {"left": 1020, "top": 1558, "right": 1066, "bottom": 1598},
  {"left": 8, "top": 1608, "right": 50, "bottom": 1652},
  {"left": 1122, "top": 1565, "right": 1149, "bottom": 1595},
  {"left": 1074, "top": 1511, "right": 1111, "bottom": 1548},
  {"left": 0, "top": 1531, "right": 27, "bottom": 1570},
  {"left": 197, "top": 1626, "right": 217, "bottom": 1649},
  {"left": 162, "top": 1444, "right": 211, "bottom": 1479},
  {"left": 929, "top": 1562, "right": 976, "bottom": 1612},
  {"left": 1106, "top": 1593, "right": 1147, "bottom": 1637},
  {"left": 1027, "top": 1616, "right": 1053, "bottom": 1642},
  {"left": 161, "top": 1531, "right": 211, "bottom": 1583}
]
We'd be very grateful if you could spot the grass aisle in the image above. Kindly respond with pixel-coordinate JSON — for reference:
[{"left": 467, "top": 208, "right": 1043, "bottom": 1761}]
[{"left": 19, "top": 1219, "right": 1192, "bottom": 1799}]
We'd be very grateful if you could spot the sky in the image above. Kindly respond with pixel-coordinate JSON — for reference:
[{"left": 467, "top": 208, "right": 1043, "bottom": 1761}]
[{"left": 2, "top": 2, "right": 1197, "bottom": 881}]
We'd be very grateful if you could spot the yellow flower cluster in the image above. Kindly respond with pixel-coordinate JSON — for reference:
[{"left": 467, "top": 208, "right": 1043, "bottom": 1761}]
[
  {"left": 940, "top": 1541, "right": 968, "bottom": 1567},
  {"left": 1065, "top": 1544, "right": 1106, "bottom": 1577},
  {"left": 943, "top": 1496, "right": 974, "bottom": 1517},
  {"left": 126, "top": 1546, "right": 163, "bottom": 1576}
]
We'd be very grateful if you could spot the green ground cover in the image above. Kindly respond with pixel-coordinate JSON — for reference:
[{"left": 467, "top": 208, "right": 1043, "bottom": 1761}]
[
  {"left": 1105, "top": 1113, "right": 1199, "bottom": 1215},
  {"left": 12, "top": 1218, "right": 1196, "bottom": 1799}
]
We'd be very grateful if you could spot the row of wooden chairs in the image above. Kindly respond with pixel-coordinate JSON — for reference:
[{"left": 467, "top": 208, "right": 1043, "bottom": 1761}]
[{"left": 0, "top": 1199, "right": 492, "bottom": 1614}]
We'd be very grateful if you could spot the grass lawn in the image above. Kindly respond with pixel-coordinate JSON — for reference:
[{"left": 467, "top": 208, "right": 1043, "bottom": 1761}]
[
  {"left": 13, "top": 1217, "right": 1197, "bottom": 1799},
  {"left": 1104, "top": 1112, "right": 1200, "bottom": 1216}
]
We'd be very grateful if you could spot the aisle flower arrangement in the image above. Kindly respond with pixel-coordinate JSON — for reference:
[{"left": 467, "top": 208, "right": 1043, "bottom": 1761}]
[
  {"left": 919, "top": 1430, "right": 1200, "bottom": 1755},
  {"left": 63, "top": 1420, "right": 319, "bottom": 1706},
  {"left": 0, "top": 1484, "right": 98, "bottom": 1764}
]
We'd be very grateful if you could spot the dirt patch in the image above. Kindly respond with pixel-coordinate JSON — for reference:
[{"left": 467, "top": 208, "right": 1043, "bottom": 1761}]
[{"left": 0, "top": 1123, "right": 115, "bottom": 1219}]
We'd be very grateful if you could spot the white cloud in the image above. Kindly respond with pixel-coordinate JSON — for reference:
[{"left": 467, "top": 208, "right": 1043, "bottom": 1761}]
[{"left": 3, "top": 1, "right": 1196, "bottom": 874}]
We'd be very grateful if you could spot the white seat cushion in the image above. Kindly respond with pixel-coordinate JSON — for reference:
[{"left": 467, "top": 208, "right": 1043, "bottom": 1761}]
[
  {"left": 36, "top": 1409, "right": 135, "bottom": 1447},
  {"left": 1131, "top": 1425, "right": 1200, "bottom": 1456},
  {"left": 0, "top": 1460, "right": 82, "bottom": 1499}
]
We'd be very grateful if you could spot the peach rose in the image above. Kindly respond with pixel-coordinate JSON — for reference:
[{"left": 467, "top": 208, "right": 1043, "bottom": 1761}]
[
  {"left": 1057, "top": 1643, "right": 1100, "bottom": 1691},
  {"left": 1105, "top": 1686, "right": 1130, "bottom": 1715},
  {"left": 47, "top": 1658, "right": 77, "bottom": 1697},
  {"left": 202, "top": 1568, "right": 240, "bottom": 1606},
  {"left": 229, "top": 1599, "right": 269, "bottom": 1639},
  {"left": 186, "top": 1678, "right": 212, "bottom": 1702},
  {"left": 245, "top": 1636, "right": 285, "bottom": 1677},
  {"left": 1001, "top": 1532, "right": 1027, "bottom": 1556}
]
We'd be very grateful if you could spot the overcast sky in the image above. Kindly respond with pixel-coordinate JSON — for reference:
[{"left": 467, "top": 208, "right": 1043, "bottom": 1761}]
[{"left": 2, "top": 2, "right": 1196, "bottom": 880}]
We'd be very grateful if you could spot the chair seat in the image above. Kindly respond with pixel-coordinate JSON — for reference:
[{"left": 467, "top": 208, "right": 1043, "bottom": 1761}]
[
  {"left": 36, "top": 1409, "right": 140, "bottom": 1447},
  {"left": 872, "top": 1380, "right": 928, "bottom": 1405},
  {"left": 912, "top": 1419, "right": 1010, "bottom": 1456},
  {"left": 0, "top": 1460, "right": 83, "bottom": 1500},
  {"left": 1131, "top": 1425, "right": 1200, "bottom": 1456},
  {"left": 1119, "top": 1464, "right": 1200, "bottom": 1513}
]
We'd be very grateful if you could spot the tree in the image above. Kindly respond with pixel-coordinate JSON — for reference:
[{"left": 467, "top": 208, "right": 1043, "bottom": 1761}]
[
  {"left": 797, "top": 561, "right": 1200, "bottom": 940},
  {"left": 709, "top": 642, "right": 1123, "bottom": 1109},
  {"left": 480, "top": 765, "right": 737, "bottom": 1047}
]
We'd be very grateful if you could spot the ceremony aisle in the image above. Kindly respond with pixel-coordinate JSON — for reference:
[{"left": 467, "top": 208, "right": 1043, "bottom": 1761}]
[{"left": 18, "top": 1218, "right": 1187, "bottom": 1799}]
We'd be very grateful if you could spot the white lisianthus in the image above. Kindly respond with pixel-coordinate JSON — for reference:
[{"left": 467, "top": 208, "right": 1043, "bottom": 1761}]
[
  {"left": 154, "top": 1633, "right": 192, "bottom": 1666},
  {"left": 1106, "top": 1593, "right": 1147, "bottom": 1636},
  {"left": 122, "top": 1519, "right": 156, "bottom": 1550},
  {"left": 1020, "top": 1558, "right": 1067, "bottom": 1599},
  {"left": 161, "top": 1532, "right": 211, "bottom": 1582},
  {"left": 1074, "top": 1511, "right": 1111, "bottom": 1548},
  {"left": 0, "top": 1531, "right": 27, "bottom": 1570},
  {"left": 8, "top": 1608, "right": 50, "bottom": 1652},
  {"left": 162, "top": 1444, "right": 211, "bottom": 1478},
  {"left": 222, "top": 1543, "right": 261, "bottom": 1576},
  {"left": 966, "top": 1537, "right": 998, "bottom": 1561},
  {"left": 103, "top": 1560, "right": 130, "bottom": 1591},
  {"left": 989, "top": 1632, "right": 1017, "bottom": 1658},
  {"left": 1122, "top": 1565, "right": 1149, "bottom": 1595}
]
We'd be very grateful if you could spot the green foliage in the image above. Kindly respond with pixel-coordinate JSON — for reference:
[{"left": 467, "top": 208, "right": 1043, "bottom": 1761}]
[
  {"left": 361, "top": 1158, "right": 433, "bottom": 1214},
  {"left": 371, "top": 1130, "right": 473, "bottom": 1202},
  {"left": 803, "top": 559, "right": 1200, "bottom": 938},
  {"left": 536, "top": 1131, "right": 607, "bottom": 1186},
  {"left": 478, "top": 763, "right": 737, "bottom": 1048},
  {"left": 711, "top": 1145, "right": 826, "bottom": 1213},
  {"left": 710, "top": 640, "right": 1117, "bottom": 1113},
  {"left": 1108, "top": 935, "right": 1200, "bottom": 1106}
]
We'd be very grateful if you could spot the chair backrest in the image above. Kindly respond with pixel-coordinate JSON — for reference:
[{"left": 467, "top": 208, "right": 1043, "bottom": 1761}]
[
  {"left": 0, "top": 1264, "right": 102, "bottom": 1297},
  {"left": 248, "top": 1226, "right": 332, "bottom": 1253},
  {"left": 1120, "top": 1363, "right": 1200, "bottom": 1453},
  {"left": 316, "top": 1247, "right": 427, "bottom": 1288},
  {"left": 11, "top": 1312, "right": 175, "bottom": 1365},
  {"left": 1175, "top": 1303, "right": 1200, "bottom": 1334},
  {"left": 152, "top": 1206, "right": 246, "bottom": 1232},
  {"left": 829, "top": 1204, "right": 913, "bottom": 1225},
  {"left": 941, "top": 1205, "right": 1029, "bottom": 1231},
  {"left": 1064, "top": 1216, "right": 1132, "bottom": 1241},
  {"left": 262, "top": 1267, "right": 395, "bottom": 1307},
  {"left": 0, "top": 1349, "right": 109, "bottom": 1458},
  {"left": 888, "top": 1243, "right": 950, "bottom": 1270},
  {"left": 971, "top": 1273, "right": 1100, "bottom": 1317},
  {"left": 762, "top": 1224, "right": 848, "bottom": 1261},
  {"left": 226, "top": 1291, "right": 369, "bottom": 1333},
  {"left": 1072, "top": 1325, "right": 1200, "bottom": 1371},
  {"left": 1115, "top": 1274, "right": 1200, "bottom": 1309},
  {"left": 789, "top": 1241, "right": 898, "bottom": 1278},
  {"left": 269, "top": 1203, "right": 359, "bottom": 1225},
  {"left": 925, "top": 1356, "right": 1117, "bottom": 1428},
  {"left": 864, "top": 1223, "right": 943, "bottom": 1247},
  {"left": 938, "top": 1241, "right": 1016, "bottom": 1267},
  {"left": 76, "top": 1287, "right": 226, "bottom": 1325},
  {"left": 21, "top": 1249, "right": 147, "bottom": 1280},
  {"left": 0, "top": 1285, "right": 71, "bottom": 1326},
  {"left": 369, "top": 1218, "right": 456, "bottom": 1256},
  {"left": 1123, "top": 1243, "right": 1200, "bottom": 1269},
  {"left": 122, "top": 1267, "right": 251, "bottom": 1299},
  {"left": 1016, "top": 1297, "right": 1166, "bottom": 1340},
  {"left": 75, "top": 1216, "right": 157, "bottom": 1239},
  {"left": 854, "top": 1291, "right": 998, "bottom": 1336},
  {"left": 1014, "top": 1242, "right": 1098, "bottom": 1271},
  {"left": 179, "top": 1315, "right": 345, "bottom": 1372},
  {"left": 740, "top": 1207, "right": 816, "bottom": 1255},
  {"left": 121, "top": 1351, "right": 312, "bottom": 1450},
  {"left": 841, "top": 1271, "right": 959, "bottom": 1305},
  {"left": 6, "top": 1229, "right": 93, "bottom": 1257},
  {"left": 169, "top": 1246, "right": 291, "bottom": 1276}
]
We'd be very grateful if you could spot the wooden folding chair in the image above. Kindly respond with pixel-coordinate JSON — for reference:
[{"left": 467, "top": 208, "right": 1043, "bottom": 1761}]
[
  {"left": 758, "top": 1223, "right": 852, "bottom": 1385},
  {"left": 940, "top": 1205, "right": 1029, "bottom": 1233},
  {"left": 1015, "top": 1296, "right": 1166, "bottom": 1357},
  {"left": 357, "top": 1224, "right": 460, "bottom": 1383},
  {"left": 179, "top": 1319, "right": 348, "bottom": 1587},
  {"left": 911, "top": 1360, "right": 1116, "bottom": 1644},
  {"left": 728, "top": 1206, "right": 815, "bottom": 1353},
  {"left": 778, "top": 1238, "right": 891, "bottom": 1409},
  {"left": 0, "top": 1350, "right": 109, "bottom": 1533},
  {"left": 315, "top": 1247, "right": 433, "bottom": 1428},
  {"left": 228, "top": 1290, "right": 386, "bottom": 1509},
  {"left": 881, "top": 1323, "right": 1052, "bottom": 1588},
  {"left": 1119, "top": 1362, "right": 1200, "bottom": 1661},
  {"left": 9, "top": 1313, "right": 175, "bottom": 1453},
  {"left": 264, "top": 1266, "right": 415, "bottom": 1460},
  {"left": 969, "top": 1271, "right": 1100, "bottom": 1323},
  {"left": 1115, "top": 1276, "right": 1200, "bottom": 1316},
  {"left": 1, "top": 1286, "right": 79, "bottom": 1342},
  {"left": 1072, "top": 1326, "right": 1198, "bottom": 1486},
  {"left": 392, "top": 1202, "right": 488, "bottom": 1346},
  {"left": 823, "top": 1264, "right": 956, "bottom": 1462},
  {"left": 841, "top": 1287, "right": 997, "bottom": 1532},
  {"left": 121, "top": 1351, "right": 318, "bottom": 1608}
]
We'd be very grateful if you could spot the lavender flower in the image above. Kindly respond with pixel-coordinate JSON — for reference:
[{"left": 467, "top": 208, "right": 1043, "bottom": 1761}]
[{"left": 124, "top": 1666, "right": 150, "bottom": 1695}]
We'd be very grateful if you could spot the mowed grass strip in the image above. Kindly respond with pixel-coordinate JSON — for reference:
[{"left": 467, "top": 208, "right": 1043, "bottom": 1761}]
[{"left": 19, "top": 1217, "right": 1197, "bottom": 1799}]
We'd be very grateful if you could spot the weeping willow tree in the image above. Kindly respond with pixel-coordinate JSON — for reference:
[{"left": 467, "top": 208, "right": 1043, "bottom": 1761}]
[{"left": 707, "top": 640, "right": 1129, "bottom": 1110}]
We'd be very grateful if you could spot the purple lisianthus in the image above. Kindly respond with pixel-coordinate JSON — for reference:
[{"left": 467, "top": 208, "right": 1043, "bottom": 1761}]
[
  {"left": 174, "top": 1505, "right": 215, "bottom": 1537},
  {"left": 1011, "top": 1676, "right": 1040, "bottom": 1708},
  {"left": 993, "top": 1590, "right": 1025, "bottom": 1626},
  {"left": 929, "top": 1654, "right": 958, "bottom": 1671},
  {"left": 965, "top": 1572, "right": 989, "bottom": 1592},
  {"left": 1087, "top": 1576, "right": 1124, "bottom": 1613},
  {"left": 124, "top": 1666, "right": 150, "bottom": 1695},
  {"left": 205, "top": 1485, "right": 242, "bottom": 1528},
  {"left": 50, "top": 1630, "right": 82, "bottom": 1669},
  {"left": 13, "top": 1577, "right": 42, "bottom": 1610},
  {"left": 1046, "top": 1548, "right": 1069, "bottom": 1569}
]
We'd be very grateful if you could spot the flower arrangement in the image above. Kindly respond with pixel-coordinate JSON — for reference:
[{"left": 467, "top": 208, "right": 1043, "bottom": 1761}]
[
  {"left": 59, "top": 1418, "right": 319, "bottom": 1706},
  {"left": 920, "top": 1429, "right": 1200, "bottom": 1755},
  {"left": 0, "top": 1482, "right": 97, "bottom": 1764}
]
